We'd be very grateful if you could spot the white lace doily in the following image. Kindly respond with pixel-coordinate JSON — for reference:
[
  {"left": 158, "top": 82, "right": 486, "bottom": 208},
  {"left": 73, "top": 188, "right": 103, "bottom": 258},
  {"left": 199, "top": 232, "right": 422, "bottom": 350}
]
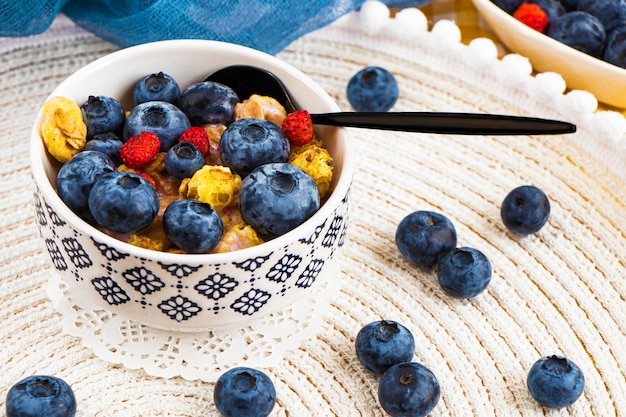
[{"left": 45, "top": 261, "right": 339, "bottom": 381}]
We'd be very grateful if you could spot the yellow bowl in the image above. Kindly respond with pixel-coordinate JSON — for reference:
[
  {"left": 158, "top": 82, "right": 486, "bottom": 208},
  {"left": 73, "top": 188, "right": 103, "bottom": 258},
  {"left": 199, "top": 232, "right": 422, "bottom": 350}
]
[{"left": 472, "top": 0, "right": 626, "bottom": 108}]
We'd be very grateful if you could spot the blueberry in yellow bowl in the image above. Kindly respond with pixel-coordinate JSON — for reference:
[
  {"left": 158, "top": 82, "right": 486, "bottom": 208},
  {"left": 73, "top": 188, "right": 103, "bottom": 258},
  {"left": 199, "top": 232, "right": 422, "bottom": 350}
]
[{"left": 30, "top": 40, "right": 354, "bottom": 332}]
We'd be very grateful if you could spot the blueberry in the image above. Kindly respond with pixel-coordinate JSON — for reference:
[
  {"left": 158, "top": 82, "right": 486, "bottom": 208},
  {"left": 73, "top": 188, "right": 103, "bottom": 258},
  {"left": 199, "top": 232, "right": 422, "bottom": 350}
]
[
  {"left": 178, "top": 81, "right": 240, "bottom": 126},
  {"left": 500, "top": 185, "right": 550, "bottom": 236},
  {"left": 85, "top": 132, "right": 123, "bottom": 165},
  {"left": 88, "top": 171, "right": 159, "bottom": 234},
  {"left": 164, "top": 142, "right": 205, "bottom": 179},
  {"left": 437, "top": 247, "right": 492, "bottom": 298},
  {"left": 355, "top": 320, "right": 415, "bottom": 375},
  {"left": 547, "top": 12, "right": 606, "bottom": 58},
  {"left": 57, "top": 150, "right": 116, "bottom": 222},
  {"left": 163, "top": 199, "right": 223, "bottom": 253},
  {"left": 560, "top": 0, "right": 580, "bottom": 11},
  {"left": 492, "top": 0, "right": 524, "bottom": 14},
  {"left": 213, "top": 367, "right": 276, "bottom": 417},
  {"left": 577, "top": 0, "right": 626, "bottom": 32},
  {"left": 604, "top": 25, "right": 626, "bottom": 68},
  {"left": 395, "top": 210, "right": 457, "bottom": 268},
  {"left": 133, "top": 71, "right": 180, "bottom": 106},
  {"left": 239, "top": 163, "right": 320, "bottom": 240},
  {"left": 528, "top": 0, "right": 566, "bottom": 23},
  {"left": 378, "top": 362, "right": 440, "bottom": 417},
  {"left": 80, "top": 95, "right": 125, "bottom": 139},
  {"left": 6, "top": 375, "right": 76, "bottom": 417},
  {"left": 347, "top": 66, "right": 399, "bottom": 112},
  {"left": 220, "top": 118, "right": 290, "bottom": 178},
  {"left": 527, "top": 355, "right": 585, "bottom": 408},
  {"left": 123, "top": 101, "right": 191, "bottom": 152}
]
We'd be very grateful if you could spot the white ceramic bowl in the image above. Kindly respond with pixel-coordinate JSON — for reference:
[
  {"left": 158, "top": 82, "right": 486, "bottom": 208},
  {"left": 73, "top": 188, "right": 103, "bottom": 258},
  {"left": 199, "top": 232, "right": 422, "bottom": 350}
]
[
  {"left": 472, "top": 0, "right": 626, "bottom": 108},
  {"left": 30, "top": 40, "right": 354, "bottom": 331}
]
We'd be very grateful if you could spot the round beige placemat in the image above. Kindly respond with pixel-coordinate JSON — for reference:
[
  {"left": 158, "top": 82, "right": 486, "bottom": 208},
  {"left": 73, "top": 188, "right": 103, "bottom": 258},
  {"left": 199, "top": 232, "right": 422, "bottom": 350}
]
[{"left": 1, "top": 6, "right": 625, "bottom": 417}]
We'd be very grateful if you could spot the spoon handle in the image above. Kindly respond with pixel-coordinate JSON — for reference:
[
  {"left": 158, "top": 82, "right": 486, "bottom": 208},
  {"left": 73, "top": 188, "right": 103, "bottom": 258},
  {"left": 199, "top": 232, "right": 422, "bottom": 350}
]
[{"left": 310, "top": 112, "right": 576, "bottom": 135}]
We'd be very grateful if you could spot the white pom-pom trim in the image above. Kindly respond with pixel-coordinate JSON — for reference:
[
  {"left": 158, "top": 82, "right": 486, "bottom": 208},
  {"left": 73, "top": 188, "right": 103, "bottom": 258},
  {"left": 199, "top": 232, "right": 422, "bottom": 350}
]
[
  {"left": 562, "top": 90, "right": 599, "bottom": 115},
  {"left": 533, "top": 72, "right": 567, "bottom": 96},
  {"left": 467, "top": 37, "right": 499, "bottom": 63},
  {"left": 359, "top": 0, "right": 391, "bottom": 34},
  {"left": 500, "top": 53, "right": 533, "bottom": 77},
  {"left": 393, "top": 8, "right": 429, "bottom": 35},
  {"left": 590, "top": 111, "right": 626, "bottom": 141},
  {"left": 431, "top": 19, "right": 462, "bottom": 43}
]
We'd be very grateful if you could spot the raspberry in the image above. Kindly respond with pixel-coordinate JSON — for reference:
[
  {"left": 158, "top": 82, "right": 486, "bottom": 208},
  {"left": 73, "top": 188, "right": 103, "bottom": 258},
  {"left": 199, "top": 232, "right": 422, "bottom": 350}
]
[
  {"left": 282, "top": 110, "right": 314, "bottom": 146},
  {"left": 120, "top": 132, "right": 161, "bottom": 169},
  {"left": 179, "top": 126, "right": 210, "bottom": 156},
  {"left": 514, "top": 3, "right": 549, "bottom": 32}
]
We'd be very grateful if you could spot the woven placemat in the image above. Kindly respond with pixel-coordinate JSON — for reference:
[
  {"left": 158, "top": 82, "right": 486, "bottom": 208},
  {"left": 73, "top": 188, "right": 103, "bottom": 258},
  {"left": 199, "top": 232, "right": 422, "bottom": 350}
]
[{"left": 1, "top": 6, "right": 625, "bottom": 416}]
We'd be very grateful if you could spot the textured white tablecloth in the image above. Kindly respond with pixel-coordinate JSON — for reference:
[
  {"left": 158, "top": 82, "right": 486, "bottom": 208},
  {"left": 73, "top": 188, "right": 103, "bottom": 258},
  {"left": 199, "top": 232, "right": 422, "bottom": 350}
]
[{"left": 1, "top": 4, "right": 625, "bottom": 416}]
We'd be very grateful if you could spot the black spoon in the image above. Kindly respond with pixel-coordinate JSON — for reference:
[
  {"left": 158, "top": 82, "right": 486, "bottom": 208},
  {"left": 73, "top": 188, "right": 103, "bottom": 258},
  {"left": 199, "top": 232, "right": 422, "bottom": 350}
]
[{"left": 205, "top": 65, "right": 576, "bottom": 136}]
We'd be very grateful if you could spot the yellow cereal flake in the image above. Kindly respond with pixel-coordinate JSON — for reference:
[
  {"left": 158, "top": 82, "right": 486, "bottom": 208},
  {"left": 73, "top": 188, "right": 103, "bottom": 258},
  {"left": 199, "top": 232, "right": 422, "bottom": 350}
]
[
  {"left": 214, "top": 222, "right": 263, "bottom": 253},
  {"left": 219, "top": 205, "right": 245, "bottom": 232},
  {"left": 236, "top": 99, "right": 264, "bottom": 119},
  {"left": 144, "top": 152, "right": 167, "bottom": 172},
  {"left": 181, "top": 165, "right": 242, "bottom": 212},
  {"left": 202, "top": 124, "right": 226, "bottom": 166},
  {"left": 235, "top": 94, "right": 287, "bottom": 126},
  {"left": 127, "top": 234, "right": 165, "bottom": 252},
  {"left": 40, "top": 96, "right": 87, "bottom": 162},
  {"left": 127, "top": 217, "right": 172, "bottom": 251},
  {"left": 289, "top": 143, "right": 333, "bottom": 199},
  {"left": 204, "top": 124, "right": 226, "bottom": 145},
  {"left": 290, "top": 138, "right": 324, "bottom": 156}
]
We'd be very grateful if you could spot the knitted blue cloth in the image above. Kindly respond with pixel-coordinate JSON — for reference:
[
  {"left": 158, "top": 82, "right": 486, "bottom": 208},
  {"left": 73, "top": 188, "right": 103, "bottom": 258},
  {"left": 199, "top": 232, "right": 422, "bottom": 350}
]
[{"left": 0, "top": 0, "right": 433, "bottom": 54}]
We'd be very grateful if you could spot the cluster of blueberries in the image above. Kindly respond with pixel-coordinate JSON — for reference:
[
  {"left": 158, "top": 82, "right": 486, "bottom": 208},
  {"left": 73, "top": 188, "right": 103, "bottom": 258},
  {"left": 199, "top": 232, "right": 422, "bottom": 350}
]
[
  {"left": 377, "top": 184, "right": 583, "bottom": 415},
  {"left": 396, "top": 185, "right": 551, "bottom": 300},
  {"left": 494, "top": 0, "right": 626, "bottom": 68},
  {"left": 354, "top": 320, "right": 584, "bottom": 416},
  {"left": 58, "top": 71, "right": 321, "bottom": 253},
  {"left": 355, "top": 320, "right": 439, "bottom": 417}
]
